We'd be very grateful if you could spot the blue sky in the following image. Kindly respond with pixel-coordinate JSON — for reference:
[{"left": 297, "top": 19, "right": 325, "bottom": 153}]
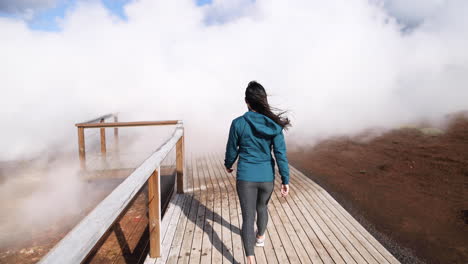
[{"left": 0, "top": 0, "right": 213, "bottom": 31}]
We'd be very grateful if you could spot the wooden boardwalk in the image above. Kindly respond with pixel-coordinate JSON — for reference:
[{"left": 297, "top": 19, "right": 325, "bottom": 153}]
[{"left": 144, "top": 153, "right": 400, "bottom": 264}]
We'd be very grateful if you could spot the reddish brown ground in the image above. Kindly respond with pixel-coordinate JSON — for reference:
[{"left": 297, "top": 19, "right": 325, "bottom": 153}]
[
  {"left": 289, "top": 114, "right": 468, "bottom": 264},
  {"left": 0, "top": 169, "right": 175, "bottom": 264}
]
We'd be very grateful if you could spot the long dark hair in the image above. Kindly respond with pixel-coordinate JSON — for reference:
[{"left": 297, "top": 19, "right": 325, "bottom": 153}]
[{"left": 245, "top": 81, "right": 291, "bottom": 129}]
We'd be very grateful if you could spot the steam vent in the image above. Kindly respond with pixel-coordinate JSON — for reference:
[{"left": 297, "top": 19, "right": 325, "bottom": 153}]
[{"left": 30, "top": 114, "right": 398, "bottom": 264}]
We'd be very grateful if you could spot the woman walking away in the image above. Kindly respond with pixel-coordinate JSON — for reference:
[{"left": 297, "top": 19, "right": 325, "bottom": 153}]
[{"left": 224, "top": 81, "right": 291, "bottom": 264}]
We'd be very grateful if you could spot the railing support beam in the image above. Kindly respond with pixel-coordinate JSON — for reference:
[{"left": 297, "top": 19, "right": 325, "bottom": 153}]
[
  {"left": 176, "top": 134, "right": 184, "bottom": 194},
  {"left": 78, "top": 127, "right": 86, "bottom": 170},
  {"left": 113, "top": 115, "right": 119, "bottom": 152},
  {"left": 148, "top": 168, "right": 161, "bottom": 258},
  {"left": 100, "top": 119, "right": 106, "bottom": 156}
]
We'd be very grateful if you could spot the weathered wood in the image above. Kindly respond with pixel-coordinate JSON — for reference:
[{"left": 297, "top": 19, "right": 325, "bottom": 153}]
[
  {"left": 214, "top": 153, "right": 246, "bottom": 264},
  {"left": 148, "top": 169, "right": 162, "bottom": 258},
  {"left": 76, "top": 120, "right": 179, "bottom": 128},
  {"left": 113, "top": 115, "right": 119, "bottom": 151},
  {"left": 113, "top": 115, "right": 119, "bottom": 137},
  {"left": 204, "top": 155, "right": 223, "bottom": 264},
  {"left": 144, "top": 194, "right": 183, "bottom": 264},
  {"left": 39, "top": 125, "right": 183, "bottom": 264},
  {"left": 100, "top": 119, "right": 107, "bottom": 156},
  {"left": 165, "top": 155, "right": 194, "bottom": 264},
  {"left": 154, "top": 194, "right": 188, "bottom": 264},
  {"left": 184, "top": 157, "right": 205, "bottom": 264},
  {"left": 288, "top": 174, "right": 361, "bottom": 263},
  {"left": 206, "top": 153, "right": 234, "bottom": 264},
  {"left": 268, "top": 179, "right": 316, "bottom": 263},
  {"left": 144, "top": 153, "right": 401, "bottom": 264},
  {"left": 172, "top": 155, "right": 197, "bottom": 264},
  {"left": 270, "top": 172, "right": 332, "bottom": 263},
  {"left": 176, "top": 135, "right": 184, "bottom": 194},
  {"left": 79, "top": 113, "right": 116, "bottom": 125},
  {"left": 290, "top": 167, "right": 399, "bottom": 263},
  {"left": 200, "top": 156, "right": 214, "bottom": 264},
  {"left": 289, "top": 171, "right": 379, "bottom": 264},
  {"left": 78, "top": 127, "right": 86, "bottom": 170}
]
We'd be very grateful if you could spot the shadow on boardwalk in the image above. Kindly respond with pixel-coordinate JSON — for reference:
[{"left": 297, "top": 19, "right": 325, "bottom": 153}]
[
  {"left": 180, "top": 194, "right": 243, "bottom": 264},
  {"left": 84, "top": 188, "right": 244, "bottom": 264}
]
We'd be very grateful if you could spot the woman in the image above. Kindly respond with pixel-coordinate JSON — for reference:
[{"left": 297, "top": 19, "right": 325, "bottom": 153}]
[{"left": 224, "top": 81, "right": 291, "bottom": 264}]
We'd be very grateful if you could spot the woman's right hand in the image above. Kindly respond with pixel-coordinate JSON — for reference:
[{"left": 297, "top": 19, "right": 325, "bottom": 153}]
[{"left": 281, "top": 184, "right": 289, "bottom": 197}]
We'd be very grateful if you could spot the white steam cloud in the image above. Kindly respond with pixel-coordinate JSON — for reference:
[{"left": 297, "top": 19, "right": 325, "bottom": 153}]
[{"left": 1, "top": 0, "right": 468, "bottom": 160}]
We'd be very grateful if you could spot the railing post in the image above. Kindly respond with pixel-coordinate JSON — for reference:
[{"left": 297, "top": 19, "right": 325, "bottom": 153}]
[
  {"left": 148, "top": 168, "right": 161, "bottom": 258},
  {"left": 176, "top": 134, "right": 184, "bottom": 194},
  {"left": 78, "top": 127, "right": 86, "bottom": 170},
  {"left": 113, "top": 115, "right": 119, "bottom": 151},
  {"left": 100, "top": 119, "right": 107, "bottom": 156}
]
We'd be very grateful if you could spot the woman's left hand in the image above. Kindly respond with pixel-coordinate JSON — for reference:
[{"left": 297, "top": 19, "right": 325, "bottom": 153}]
[
  {"left": 281, "top": 184, "right": 289, "bottom": 197},
  {"left": 226, "top": 167, "right": 233, "bottom": 173}
]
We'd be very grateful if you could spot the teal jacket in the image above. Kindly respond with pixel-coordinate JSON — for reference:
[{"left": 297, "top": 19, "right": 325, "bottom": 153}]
[{"left": 224, "top": 110, "right": 290, "bottom": 184}]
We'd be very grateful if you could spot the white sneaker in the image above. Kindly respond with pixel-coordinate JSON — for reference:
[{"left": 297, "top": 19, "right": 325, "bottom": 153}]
[{"left": 255, "top": 234, "right": 265, "bottom": 247}]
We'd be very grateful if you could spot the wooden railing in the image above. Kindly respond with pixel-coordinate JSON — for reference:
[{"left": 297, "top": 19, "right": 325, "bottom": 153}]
[
  {"left": 75, "top": 113, "right": 119, "bottom": 169},
  {"left": 39, "top": 116, "right": 185, "bottom": 263}
]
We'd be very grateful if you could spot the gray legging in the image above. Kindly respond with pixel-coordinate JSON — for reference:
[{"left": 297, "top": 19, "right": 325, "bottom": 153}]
[{"left": 236, "top": 179, "right": 274, "bottom": 256}]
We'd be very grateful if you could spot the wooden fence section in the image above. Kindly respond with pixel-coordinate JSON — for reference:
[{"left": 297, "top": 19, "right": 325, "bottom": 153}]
[
  {"left": 145, "top": 153, "right": 401, "bottom": 264},
  {"left": 39, "top": 119, "right": 185, "bottom": 264},
  {"left": 75, "top": 113, "right": 180, "bottom": 170}
]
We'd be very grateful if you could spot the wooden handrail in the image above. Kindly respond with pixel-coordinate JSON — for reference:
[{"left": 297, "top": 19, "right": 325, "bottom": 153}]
[
  {"left": 39, "top": 123, "right": 184, "bottom": 264},
  {"left": 76, "top": 118, "right": 182, "bottom": 170},
  {"left": 79, "top": 113, "right": 117, "bottom": 124},
  {"left": 75, "top": 120, "right": 179, "bottom": 128}
]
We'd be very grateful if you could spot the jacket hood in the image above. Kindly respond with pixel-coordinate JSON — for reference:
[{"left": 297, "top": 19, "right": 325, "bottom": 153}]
[{"left": 243, "top": 111, "right": 282, "bottom": 137}]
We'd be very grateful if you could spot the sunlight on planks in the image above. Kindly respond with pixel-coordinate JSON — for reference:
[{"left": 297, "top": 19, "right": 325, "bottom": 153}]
[{"left": 145, "top": 153, "right": 400, "bottom": 264}]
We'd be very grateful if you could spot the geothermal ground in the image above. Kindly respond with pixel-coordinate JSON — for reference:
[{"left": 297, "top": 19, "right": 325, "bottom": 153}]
[{"left": 289, "top": 113, "right": 468, "bottom": 264}]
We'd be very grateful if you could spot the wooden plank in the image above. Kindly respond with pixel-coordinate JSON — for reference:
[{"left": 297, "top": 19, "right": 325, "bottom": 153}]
[
  {"left": 265, "top": 181, "right": 301, "bottom": 263},
  {"left": 258, "top": 194, "right": 288, "bottom": 263},
  {"left": 289, "top": 177, "right": 358, "bottom": 263},
  {"left": 262, "top": 230, "right": 279, "bottom": 264},
  {"left": 290, "top": 167, "right": 399, "bottom": 264},
  {"left": 186, "top": 156, "right": 206, "bottom": 264},
  {"left": 296, "top": 166, "right": 399, "bottom": 264},
  {"left": 290, "top": 170, "right": 382, "bottom": 264},
  {"left": 176, "top": 136, "right": 184, "bottom": 194},
  {"left": 141, "top": 190, "right": 182, "bottom": 264},
  {"left": 269, "top": 177, "right": 324, "bottom": 263},
  {"left": 76, "top": 120, "right": 180, "bottom": 128},
  {"left": 204, "top": 155, "right": 224, "bottom": 264},
  {"left": 269, "top": 184, "right": 312, "bottom": 263},
  {"left": 212, "top": 153, "right": 246, "bottom": 264},
  {"left": 160, "top": 194, "right": 183, "bottom": 244},
  {"left": 156, "top": 194, "right": 189, "bottom": 264},
  {"left": 206, "top": 153, "right": 236, "bottom": 264},
  {"left": 39, "top": 126, "right": 183, "bottom": 264},
  {"left": 284, "top": 175, "right": 347, "bottom": 264},
  {"left": 166, "top": 154, "right": 198, "bottom": 263},
  {"left": 200, "top": 156, "right": 214, "bottom": 264},
  {"left": 272, "top": 177, "right": 334, "bottom": 264},
  {"left": 286, "top": 174, "right": 367, "bottom": 264},
  {"left": 165, "top": 194, "right": 195, "bottom": 263}
]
